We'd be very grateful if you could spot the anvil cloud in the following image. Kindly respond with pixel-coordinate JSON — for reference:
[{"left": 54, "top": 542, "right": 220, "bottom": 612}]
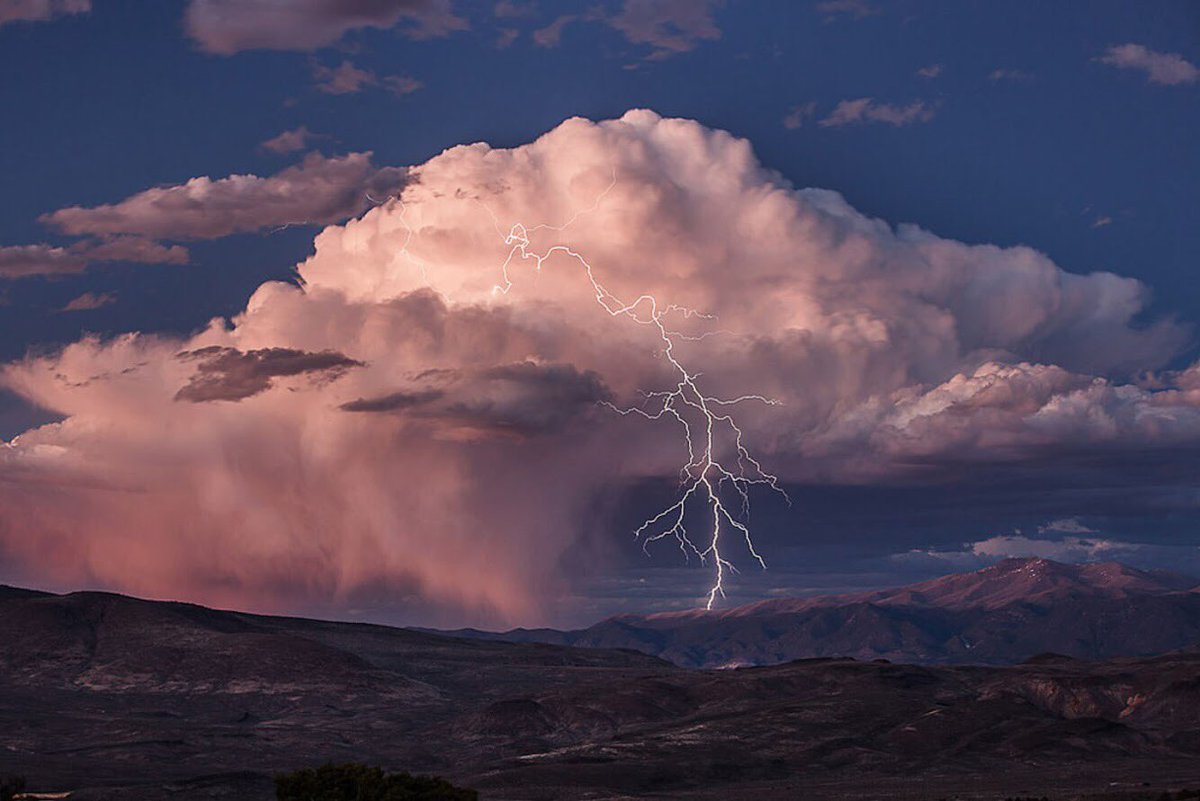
[{"left": 2, "top": 111, "right": 1198, "bottom": 625}]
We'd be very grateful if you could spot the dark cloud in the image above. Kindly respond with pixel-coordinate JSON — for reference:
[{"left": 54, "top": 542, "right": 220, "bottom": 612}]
[
  {"left": 436, "top": 361, "right": 613, "bottom": 436},
  {"left": 41, "top": 153, "right": 409, "bottom": 241},
  {"left": 175, "top": 346, "right": 364, "bottom": 403},
  {"left": 185, "top": 0, "right": 467, "bottom": 54},
  {"left": 340, "top": 389, "right": 445, "bottom": 412},
  {"left": 341, "top": 362, "right": 612, "bottom": 436}
]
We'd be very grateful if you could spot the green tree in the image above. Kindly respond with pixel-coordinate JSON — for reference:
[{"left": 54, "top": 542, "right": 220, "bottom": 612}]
[{"left": 275, "top": 763, "right": 477, "bottom": 801}]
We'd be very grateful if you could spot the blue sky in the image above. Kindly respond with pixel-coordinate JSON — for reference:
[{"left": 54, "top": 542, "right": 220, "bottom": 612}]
[{"left": 1, "top": 0, "right": 1198, "bottom": 622}]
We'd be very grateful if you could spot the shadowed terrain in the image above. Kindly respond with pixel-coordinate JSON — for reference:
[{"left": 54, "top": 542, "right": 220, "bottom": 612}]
[{"left": 2, "top": 566, "right": 1200, "bottom": 800}]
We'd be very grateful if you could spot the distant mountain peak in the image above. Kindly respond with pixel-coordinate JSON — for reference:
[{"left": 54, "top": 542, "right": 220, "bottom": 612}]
[
  {"left": 864, "top": 556, "right": 1197, "bottom": 612},
  {"left": 532, "top": 557, "right": 1200, "bottom": 669}
]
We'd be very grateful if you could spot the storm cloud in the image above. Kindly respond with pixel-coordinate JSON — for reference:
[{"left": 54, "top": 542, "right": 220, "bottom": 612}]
[{"left": 3, "top": 111, "right": 1200, "bottom": 625}]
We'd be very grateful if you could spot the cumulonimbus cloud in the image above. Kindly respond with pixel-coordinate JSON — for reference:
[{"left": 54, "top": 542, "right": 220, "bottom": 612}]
[{"left": 3, "top": 110, "right": 1199, "bottom": 625}]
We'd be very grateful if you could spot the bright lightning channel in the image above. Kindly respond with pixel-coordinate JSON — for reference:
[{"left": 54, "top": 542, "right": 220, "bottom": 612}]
[{"left": 392, "top": 177, "right": 788, "bottom": 610}]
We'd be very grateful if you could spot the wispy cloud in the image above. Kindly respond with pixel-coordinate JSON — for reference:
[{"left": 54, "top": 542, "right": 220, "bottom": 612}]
[
  {"left": 782, "top": 102, "right": 817, "bottom": 130},
  {"left": 916, "top": 63, "right": 943, "bottom": 79},
  {"left": 259, "top": 126, "right": 315, "bottom": 155},
  {"left": 815, "top": 0, "right": 879, "bottom": 21},
  {"left": 0, "top": 0, "right": 89, "bottom": 28},
  {"left": 494, "top": 0, "right": 535, "bottom": 18},
  {"left": 819, "top": 97, "right": 936, "bottom": 127},
  {"left": 185, "top": 0, "right": 467, "bottom": 55},
  {"left": 1037, "top": 517, "right": 1097, "bottom": 535},
  {"left": 495, "top": 27, "right": 519, "bottom": 48},
  {"left": 0, "top": 238, "right": 187, "bottom": 280},
  {"left": 312, "top": 60, "right": 423, "bottom": 97},
  {"left": 606, "top": 0, "right": 722, "bottom": 60},
  {"left": 312, "top": 60, "right": 376, "bottom": 94},
  {"left": 989, "top": 68, "right": 1034, "bottom": 82},
  {"left": 61, "top": 291, "right": 117, "bottom": 312},
  {"left": 896, "top": 533, "right": 1200, "bottom": 576},
  {"left": 1098, "top": 43, "right": 1199, "bottom": 86},
  {"left": 532, "top": 14, "right": 574, "bottom": 47}
]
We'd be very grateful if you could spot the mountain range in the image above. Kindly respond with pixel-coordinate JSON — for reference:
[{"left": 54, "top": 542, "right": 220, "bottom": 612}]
[
  {"left": 441, "top": 557, "right": 1200, "bottom": 668},
  {"left": 3, "top": 558, "right": 1200, "bottom": 800}
]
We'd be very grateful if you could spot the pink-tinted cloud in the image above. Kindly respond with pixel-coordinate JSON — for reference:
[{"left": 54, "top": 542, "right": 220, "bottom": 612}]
[
  {"left": 989, "top": 68, "right": 1034, "bottom": 82},
  {"left": 820, "top": 97, "right": 936, "bottom": 127},
  {"left": 0, "top": 244, "right": 83, "bottom": 278},
  {"left": 312, "top": 60, "right": 424, "bottom": 96},
  {"left": 1098, "top": 43, "right": 1199, "bottom": 86},
  {"left": 0, "top": 0, "right": 88, "bottom": 28},
  {"left": 312, "top": 60, "right": 372, "bottom": 94},
  {"left": 782, "top": 102, "right": 817, "bottom": 130},
  {"left": 0, "top": 237, "right": 188, "bottom": 279},
  {"left": 532, "top": 14, "right": 574, "bottom": 47},
  {"left": 382, "top": 74, "right": 424, "bottom": 96},
  {"left": 495, "top": 27, "right": 519, "bottom": 48},
  {"left": 260, "top": 126, "right": 315, "bottom": 155},
  {"left": 493, "top": 0, "right": 533, "bottom": 18},
  {"left": 2, "top": 111, "right": 1198, "bottom": 625},
  {"left": 607, "top": 0, "right": 722, "bottom": 59},
  {"left": 60, "top": 292, "right": 117, "bottom": 312},
  {"left": 825, "top": 97, "right": 936, "bottom": 126},
  {"left": 41, "top": 153, "right": 408, "bottom": 240},
  {"left": 185, "top": 0, "right": 467, "bottom": 55}
]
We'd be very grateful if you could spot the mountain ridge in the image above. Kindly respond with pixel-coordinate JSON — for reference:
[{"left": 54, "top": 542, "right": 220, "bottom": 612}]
[
  {"left": 4, "top": 567, "right": 1200, "bottom": 799},
  {"left": 438, "top": 558, "right": 1200, "bottom": 668}
]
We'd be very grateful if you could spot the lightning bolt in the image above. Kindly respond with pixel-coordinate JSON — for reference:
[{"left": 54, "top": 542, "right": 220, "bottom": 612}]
[{"left": 389, "top": 175, "right": 788, "bottom": 609}]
